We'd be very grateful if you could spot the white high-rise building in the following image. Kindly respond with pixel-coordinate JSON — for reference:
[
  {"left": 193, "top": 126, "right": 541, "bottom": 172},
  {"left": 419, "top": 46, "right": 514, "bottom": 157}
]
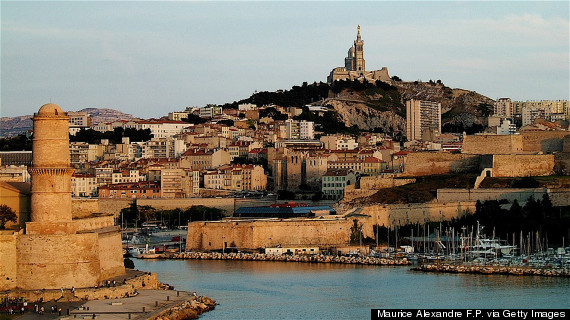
[
  {"left": 299, "top": 120, "right": 315, "bottom": 140},
  {"left": 406, "top": 100, "right": 441, "bottom": 141}
]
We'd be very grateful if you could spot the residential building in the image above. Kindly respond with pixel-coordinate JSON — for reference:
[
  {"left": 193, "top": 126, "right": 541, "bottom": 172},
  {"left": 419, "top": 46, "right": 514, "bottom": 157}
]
[
  {"left": 493, "top": 98, "right": 513, "bottom": 118},
  {"left": 299, "top": 120, "right": 315, "bottom": 140},
  {"left": 160, "top": 168, "right": 199, "bottom": 198},
  {"left": 406, "top": 99, "right": 441, "bottom": 141},
  {"left": 199, "top": 106, "right": 223, "bottom": 118},
  {"left": 68, "top": 111, "right": 93, "bottom": 135},
  {"left": 0, "top": 165, "right": 30, "bottom": 182},
  {"left": 99, "top": 181, "right": 161, "bottom": 199},
  {"left": 180, "top": 149, "right": 231, "bottom": 170},
  {"left": 168, "top": 111, "right": 190, "bottom": 121},
  {"left": 321, "top": 169, "right": 356, "bottom": 200},
  {"left": 71, "top": 173, "right": 97, "bottom": 197}
]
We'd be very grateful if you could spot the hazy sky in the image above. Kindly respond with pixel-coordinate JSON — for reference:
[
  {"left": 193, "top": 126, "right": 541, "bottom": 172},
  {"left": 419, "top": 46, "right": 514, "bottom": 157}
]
[{"left": 2, "top": 1, "right": 569, "bottom": 118}]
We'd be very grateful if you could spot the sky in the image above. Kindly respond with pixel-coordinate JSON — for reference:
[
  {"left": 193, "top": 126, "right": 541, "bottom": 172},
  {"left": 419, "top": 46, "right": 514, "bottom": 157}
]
[{"left": 1, "top": 1, "right": 569, "bottom": 118}]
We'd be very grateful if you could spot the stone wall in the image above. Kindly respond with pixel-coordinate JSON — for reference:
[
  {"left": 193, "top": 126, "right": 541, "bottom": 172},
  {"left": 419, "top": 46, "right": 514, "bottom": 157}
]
[
  {"left": 75, "top": 215, "right": 115, "bottom": 232},
  {"left": 521, "top": 131, "right": 570, "bottom": 153},
  {"left": 72, "top": 198, "right": 100, "bottom": 218},
  {"left": 97, "top": 198, "right": 132, "bottom": 216},
  {"left": 437, "top": 188, "right": 570, "bottom": 207},
  {"left": 97, "top": 231, "right": 126, "bottom": 280},
  {"left": 186, "top": 218, "right": 352, "bottom": 251},
  {"left": 0, "top": 233, "right": 18, "bottom": 291},
  {"left": 359, "top": 175, "right": 416, "bottom": 189},
  {"left": 404, "top": 152, "right": 481, "bottom": 176},
  {"left": 16, "top": 233, "right": 102, "bottom": 289},
  {"left": 492, "top": 154, "right": 554, "bottom": 177},
  {"left": 462, "top": 135, "right": 523, "bottom": 154}
]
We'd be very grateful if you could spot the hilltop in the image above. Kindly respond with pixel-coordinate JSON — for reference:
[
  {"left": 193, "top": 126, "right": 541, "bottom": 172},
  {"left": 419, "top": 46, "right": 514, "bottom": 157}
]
[
  {"left": 223, "top": 79, "right": 494, "bottom": 135},
  {"left": 0, "top": 108, "right": 134, "bottom": 137}
]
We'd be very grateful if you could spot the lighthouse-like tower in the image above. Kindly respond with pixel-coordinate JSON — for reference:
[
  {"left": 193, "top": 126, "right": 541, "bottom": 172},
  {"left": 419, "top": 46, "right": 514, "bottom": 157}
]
[
  {"left": 28, "top": 103, "right": 75, "bottom": 230},
  {"left": 0, "top": 103, "right": 125, "bottom": 290}
]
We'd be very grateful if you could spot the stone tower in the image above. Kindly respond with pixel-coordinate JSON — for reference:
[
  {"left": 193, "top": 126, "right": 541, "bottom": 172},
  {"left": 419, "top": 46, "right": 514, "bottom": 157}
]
[
  {"left": 0, "top": 103, "right": 125, "bottom": 291},
  {"left": 344, "top": 25, "right": 365, "bottom": 73},
  {"left": 353, "top": 25, "right": 365, "bottom": 72},
  {"left": 28, "top": 103, "right": 74, "bottom": 228}
]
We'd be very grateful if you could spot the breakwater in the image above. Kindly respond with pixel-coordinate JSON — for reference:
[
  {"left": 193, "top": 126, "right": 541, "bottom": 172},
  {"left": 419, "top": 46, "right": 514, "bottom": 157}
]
[
  {"left": 149, "top": 295, "right": 216, "bottom": 320},
  {"left": 140, "top": 252, "right": 411, "bottom": 266},
  {"left": 413, "top": 263, "right": 570, "bottom": 277}
]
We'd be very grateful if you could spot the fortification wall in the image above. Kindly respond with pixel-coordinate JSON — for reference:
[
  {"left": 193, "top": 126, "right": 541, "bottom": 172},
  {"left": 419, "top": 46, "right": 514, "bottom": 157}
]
[
  {"left": 521, "top": 131, "right": 570, "bottom": 153},
  {"left": 343, "top": 185, "right": 376, "bottom": 202},
  {"left": 359, "top": 175, "right": 416, "bottom": 189},
  {"left": 492, "top": 154, "right": 554, "bottom": 177},
  {"left": 97, "top": 199, "right": 132, "bottom": 216},
  {"left": 16, "top": 233, "right": 101, "bottom": 289},
  {"left": 437, "top": 188, "right": 570, "bottom": 206},
  {"left": 97, "top": 231, "right": 126, "bottom": 280},
  {"left": 0, "top": 234, "right": 18, "bottom": 291},
  {"left": 72, "top": 198, "right": 100, "bottom": 218},
  {"left": 462, "top": 135, "right": 523, "bottom": 154},
  {"left": 75, "top": 215, "right": 115, "bottom": 232},
  {"left": 186, "top": 219, "right": 352, "bottom": 251},
  {"left": 405, "top": 152, "right": 481, "bottom": 176},
  {"left": 358, "top": 202, "right": 476, "bottom": 237}
]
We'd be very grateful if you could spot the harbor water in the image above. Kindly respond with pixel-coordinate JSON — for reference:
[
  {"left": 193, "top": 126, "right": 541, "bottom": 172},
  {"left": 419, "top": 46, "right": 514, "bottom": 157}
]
[{"left": 135, "top": 259, "right": 569, "bottom": 319}]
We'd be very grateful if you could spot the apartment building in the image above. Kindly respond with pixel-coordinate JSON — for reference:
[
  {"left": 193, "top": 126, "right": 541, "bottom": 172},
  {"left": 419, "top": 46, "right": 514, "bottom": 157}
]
[
  {"left": 98, "top": 181, "right": 161, "bottom": 199},
  {"left": 406, "top": 99, "right": 441, "bottom": 141}
]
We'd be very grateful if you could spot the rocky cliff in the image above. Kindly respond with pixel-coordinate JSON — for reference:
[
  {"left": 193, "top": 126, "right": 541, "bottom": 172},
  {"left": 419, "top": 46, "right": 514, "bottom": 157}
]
[{"left": 323, "top": 80, "right": 494, "bottom": 134}]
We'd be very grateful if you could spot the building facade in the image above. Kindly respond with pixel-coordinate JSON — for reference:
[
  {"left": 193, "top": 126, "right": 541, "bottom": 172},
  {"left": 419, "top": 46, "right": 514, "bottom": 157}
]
[{"left": 406, "top": 99, "right": 442, "bottom": 141}]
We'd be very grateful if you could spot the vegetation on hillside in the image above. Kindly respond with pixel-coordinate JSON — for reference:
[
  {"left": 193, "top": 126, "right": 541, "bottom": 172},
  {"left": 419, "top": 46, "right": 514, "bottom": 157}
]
[
  {"left": 0, "top": 134, "right": 32, "bottom": 151},
  {"left": 363, "top": 174, "right": 477, "bottom": 204},
  {"left": 221, "top": 81, "right": 331, "bottom": 109},
  {"left": 372, "top": 195, "right": 570, "bottom": 246},
  {"left": 119, "top": 202, "right": 224, "bottom": 227},
  {"left": 70, "top": 127, "right": 153, "bottom": 144}
]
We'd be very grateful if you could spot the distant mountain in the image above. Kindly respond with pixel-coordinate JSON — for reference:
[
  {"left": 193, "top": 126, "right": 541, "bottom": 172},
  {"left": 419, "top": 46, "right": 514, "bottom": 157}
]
[
  {"left": 0, "top": 108, "right": 135, "bottom": 137},
  {"left": 77, "top": 108, "right": 135, "bottom": 125}
]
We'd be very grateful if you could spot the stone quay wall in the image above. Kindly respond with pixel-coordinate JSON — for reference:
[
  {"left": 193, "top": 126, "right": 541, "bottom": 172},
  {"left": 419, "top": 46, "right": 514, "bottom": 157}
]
[
  {"left": 186, "top": 218, "right": 352, "bottom": 251},
  {"left": 404, "top": 152, "right": 481, "bottom": 176},
  {"left": 492, "top": 154, "right": 554, "bottom": 177}
]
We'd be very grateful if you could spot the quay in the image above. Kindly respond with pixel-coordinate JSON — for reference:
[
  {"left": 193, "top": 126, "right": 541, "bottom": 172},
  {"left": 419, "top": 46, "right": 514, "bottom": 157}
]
[
  {"left": 412, "top": 263, "right": 570, "bottom": 277},
  {"left": 1, "top": 270, "right": 216, "bottom": 319},
  {"left": 139, "top": 251, "right": 411, "bottom": 266}
]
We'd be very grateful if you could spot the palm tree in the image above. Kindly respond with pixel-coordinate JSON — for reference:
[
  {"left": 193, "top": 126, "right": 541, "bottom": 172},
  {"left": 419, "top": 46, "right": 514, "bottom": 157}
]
[{"left": 0, "top": 204, "right": 17, "bottom": 229}]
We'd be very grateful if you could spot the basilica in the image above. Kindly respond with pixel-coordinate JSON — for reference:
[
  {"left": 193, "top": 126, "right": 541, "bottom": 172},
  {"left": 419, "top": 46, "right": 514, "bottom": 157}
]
[{"left": 327, "top": 26, "right": 391, "bottom": 84}]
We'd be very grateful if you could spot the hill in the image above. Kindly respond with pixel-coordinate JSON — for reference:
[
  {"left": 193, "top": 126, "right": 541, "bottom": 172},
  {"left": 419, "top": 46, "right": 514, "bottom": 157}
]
[{"left": 222, "top": 79, "right": 494, "bottom": 135}]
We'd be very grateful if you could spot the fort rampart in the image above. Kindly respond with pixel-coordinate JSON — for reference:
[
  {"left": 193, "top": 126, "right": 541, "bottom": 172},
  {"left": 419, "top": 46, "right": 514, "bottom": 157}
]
[
  {"left": 404, "top": 152, "right": 482, "bottom": 176},
  {"left": 492, "top": 154, "right": 554, "bottom": 177}
]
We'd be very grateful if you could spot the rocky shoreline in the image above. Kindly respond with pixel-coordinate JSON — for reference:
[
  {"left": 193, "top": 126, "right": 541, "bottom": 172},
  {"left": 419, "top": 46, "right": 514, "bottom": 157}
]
[
  {"left": 140, "top": 251, "right": 411, "bottom": 266},
  {"left": 412, "top": 263, "right": 570, "bottom": 277},
  {"left": 149, "top": 295, "right": 216, "bottom": 320}
]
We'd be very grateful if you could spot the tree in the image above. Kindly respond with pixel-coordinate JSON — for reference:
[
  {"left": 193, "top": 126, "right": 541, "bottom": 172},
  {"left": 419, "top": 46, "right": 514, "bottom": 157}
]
[
  {"left": 349, "top": 219, "right": 363, "bottom": 245},
  {"left": 0, "top": 205, "right": 17, "bottom": 229}
]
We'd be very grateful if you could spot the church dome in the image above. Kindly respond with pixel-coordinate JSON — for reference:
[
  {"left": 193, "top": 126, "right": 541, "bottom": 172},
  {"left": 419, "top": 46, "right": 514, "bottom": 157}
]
[{"left": 37, "top": 103, "right": 64, "bottom": 116}]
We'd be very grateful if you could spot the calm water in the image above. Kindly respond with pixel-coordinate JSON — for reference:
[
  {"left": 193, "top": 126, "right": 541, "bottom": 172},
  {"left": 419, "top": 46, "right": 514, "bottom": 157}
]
[{"left": 135, "top": 259, "right": 570, "bottom": 319}]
